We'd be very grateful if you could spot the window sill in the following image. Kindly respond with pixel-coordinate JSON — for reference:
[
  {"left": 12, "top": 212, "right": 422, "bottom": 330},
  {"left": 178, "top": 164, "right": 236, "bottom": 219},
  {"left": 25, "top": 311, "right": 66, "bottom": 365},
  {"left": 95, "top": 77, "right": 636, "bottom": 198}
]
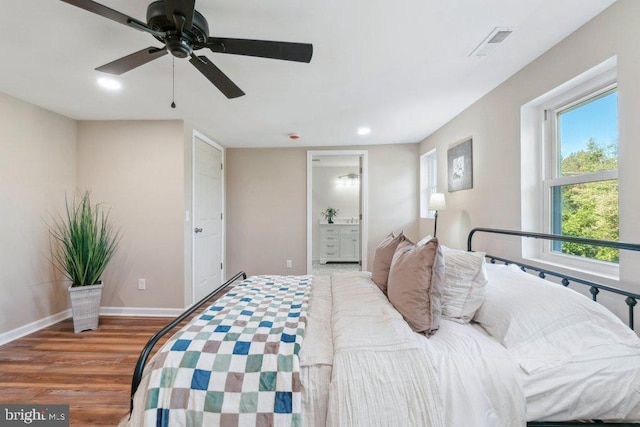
[{"left": 523, "top": 252, "right": 619, "bottom": 282}]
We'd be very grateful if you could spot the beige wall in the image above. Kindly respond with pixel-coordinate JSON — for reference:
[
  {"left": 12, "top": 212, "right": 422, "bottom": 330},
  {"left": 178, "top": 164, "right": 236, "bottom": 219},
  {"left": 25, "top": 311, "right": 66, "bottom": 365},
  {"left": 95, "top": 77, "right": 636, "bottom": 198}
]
[
  {"left": 183, "top": 122, "right": 195, "bottom": 306},
  {"left": 77, "top": 120, "right": 186, "bottom": 309},
  {"left": 0, "top": 111, "right": 221, "bottom": 336},
  {"left": 418, "top": 1, "right": 640, "bottom": 313},
  {"left": 225, "top": 144, "right": 419, "bottom": 277},
  {"left": 0, "top": 92, "right": 76, "bottom": 335},
  {"left": 367, "top": 144, "right": 421, "bottom": 252}
]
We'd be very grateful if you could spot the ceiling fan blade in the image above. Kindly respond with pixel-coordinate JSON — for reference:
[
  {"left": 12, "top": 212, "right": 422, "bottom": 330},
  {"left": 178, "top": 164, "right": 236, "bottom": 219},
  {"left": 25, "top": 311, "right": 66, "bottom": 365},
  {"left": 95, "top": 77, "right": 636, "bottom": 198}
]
[
  {"left": 204, "top": 38, "right": 313, "bottom": 63},
  {"left": 60, "top": 0, "right": 151, "bottom": 32},
  {"left": 96, "top": 47, "right": 168, "bottom": 75},
  {"left": 189, "top": 55, "right": 245, "bottom": 99},
  {"left": 164, "top": 0, "right": 195, "bottom": 32}
]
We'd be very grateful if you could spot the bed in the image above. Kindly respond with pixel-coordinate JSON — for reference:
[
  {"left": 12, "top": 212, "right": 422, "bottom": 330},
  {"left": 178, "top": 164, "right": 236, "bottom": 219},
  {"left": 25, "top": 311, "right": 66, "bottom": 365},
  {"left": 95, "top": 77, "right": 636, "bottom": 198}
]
[{"left": 122, "top": 228, "right": 640, "bottom": 426}]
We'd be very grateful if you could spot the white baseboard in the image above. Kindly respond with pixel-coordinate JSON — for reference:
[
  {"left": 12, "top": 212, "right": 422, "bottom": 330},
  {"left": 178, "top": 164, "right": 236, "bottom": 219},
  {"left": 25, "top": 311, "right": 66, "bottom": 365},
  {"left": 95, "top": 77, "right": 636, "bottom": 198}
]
[
  {"left": 100, "top": 306, "right": 184, "bottom": 317},
  {"left": 0, "top": 306, "right": 185, "bottom": 346},
  {"left": 0, "top": 309, "right": 71, "bottom": 346}
]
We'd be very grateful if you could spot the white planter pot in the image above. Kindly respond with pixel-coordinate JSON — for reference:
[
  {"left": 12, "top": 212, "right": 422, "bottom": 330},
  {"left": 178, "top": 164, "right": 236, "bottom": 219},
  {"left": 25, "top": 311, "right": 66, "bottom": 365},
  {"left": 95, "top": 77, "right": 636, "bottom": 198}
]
[{"left": 68, "top": 283, "right": 103, "bottom": 333}]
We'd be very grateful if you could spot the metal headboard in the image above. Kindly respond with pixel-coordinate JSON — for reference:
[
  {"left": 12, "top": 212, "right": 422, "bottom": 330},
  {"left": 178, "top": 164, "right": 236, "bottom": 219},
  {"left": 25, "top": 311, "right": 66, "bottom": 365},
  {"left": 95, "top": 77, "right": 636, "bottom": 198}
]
[{"left": 467, "top": 227, "right": 640, "bottom": 330}]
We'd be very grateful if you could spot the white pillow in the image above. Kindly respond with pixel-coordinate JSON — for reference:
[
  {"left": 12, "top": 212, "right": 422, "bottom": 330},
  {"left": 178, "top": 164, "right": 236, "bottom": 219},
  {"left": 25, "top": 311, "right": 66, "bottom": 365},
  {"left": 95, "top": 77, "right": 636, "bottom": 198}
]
[
  {"left": 417, "top": 234, "right": 433, "bottom": 246},
  {"left": 475, "top": 264, "right": 640, "bottom": 373},
  {"left": 440, "top": 246, "right": 488, "bottom": 323}
]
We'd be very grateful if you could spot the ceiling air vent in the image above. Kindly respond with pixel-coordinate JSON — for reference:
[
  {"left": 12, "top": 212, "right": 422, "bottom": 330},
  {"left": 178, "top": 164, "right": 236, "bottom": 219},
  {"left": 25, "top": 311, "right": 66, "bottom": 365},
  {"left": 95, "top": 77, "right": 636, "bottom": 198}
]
[{"left": 469, "top": 27, "right": 514, "bottom": 57}]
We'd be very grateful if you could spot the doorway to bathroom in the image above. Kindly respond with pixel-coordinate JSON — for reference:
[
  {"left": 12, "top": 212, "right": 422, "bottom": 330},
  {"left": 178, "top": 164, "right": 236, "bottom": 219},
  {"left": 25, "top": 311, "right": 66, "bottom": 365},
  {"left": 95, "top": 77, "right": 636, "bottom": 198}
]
[{"left": 306, "top": 150, "right": 368, "bottom": 275}]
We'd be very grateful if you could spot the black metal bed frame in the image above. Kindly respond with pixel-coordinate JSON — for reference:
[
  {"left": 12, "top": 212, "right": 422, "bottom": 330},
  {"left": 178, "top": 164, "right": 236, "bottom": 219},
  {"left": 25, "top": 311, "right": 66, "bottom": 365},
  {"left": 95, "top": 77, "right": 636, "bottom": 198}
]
[
  {"left": 468, "top": 228, "right": 640, "bottom": 427},
  {"left": 129, "top": 270, "right": 247, "bottom": 412}
]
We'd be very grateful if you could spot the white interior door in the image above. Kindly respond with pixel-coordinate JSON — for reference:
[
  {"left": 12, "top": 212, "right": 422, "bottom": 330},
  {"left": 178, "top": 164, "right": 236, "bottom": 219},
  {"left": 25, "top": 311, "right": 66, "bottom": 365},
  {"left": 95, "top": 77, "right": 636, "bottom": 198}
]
[
  {"left": 193, "top": 136, "right": 223, "bottom": 302},
  {"left": 358, "top": 155, "right": 364, "bottom": 267}
]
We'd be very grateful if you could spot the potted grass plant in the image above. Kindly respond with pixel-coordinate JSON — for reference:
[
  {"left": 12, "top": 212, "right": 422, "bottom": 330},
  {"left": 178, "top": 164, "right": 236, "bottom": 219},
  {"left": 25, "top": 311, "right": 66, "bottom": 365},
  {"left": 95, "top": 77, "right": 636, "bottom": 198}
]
[{"left": 49, "top": 191, "right": 120, "bottom": 333}]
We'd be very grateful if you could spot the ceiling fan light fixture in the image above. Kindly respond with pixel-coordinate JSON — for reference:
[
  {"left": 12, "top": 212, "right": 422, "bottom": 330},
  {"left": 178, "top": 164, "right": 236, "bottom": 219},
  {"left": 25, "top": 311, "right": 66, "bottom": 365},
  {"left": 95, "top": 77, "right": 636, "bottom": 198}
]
[
  {"left": 165, "top": 33, "right": 194, "bottom": 58},
  {"left": 97, "top": 76, "right": 122, "bottom": 91}
]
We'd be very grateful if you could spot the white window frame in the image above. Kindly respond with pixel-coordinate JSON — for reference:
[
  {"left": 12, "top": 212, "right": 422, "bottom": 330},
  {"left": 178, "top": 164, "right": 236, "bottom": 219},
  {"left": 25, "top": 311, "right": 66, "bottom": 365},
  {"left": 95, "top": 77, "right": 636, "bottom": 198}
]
[
  {"left": 420, "top": 149, "right": 437, "bottom": 219},
  {"left": 543, "top": 84, "right": 619, "bottom": 238},
  {"left": 521, "top": 57, "right": 619, "bottom": 279}
]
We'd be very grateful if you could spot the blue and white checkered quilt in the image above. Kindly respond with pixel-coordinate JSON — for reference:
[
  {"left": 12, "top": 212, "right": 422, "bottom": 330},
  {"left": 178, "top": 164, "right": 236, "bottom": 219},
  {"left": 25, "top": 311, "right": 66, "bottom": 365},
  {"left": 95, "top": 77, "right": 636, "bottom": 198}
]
[{"left": 142, "top": 275, "right": 311, "bottom": 427}]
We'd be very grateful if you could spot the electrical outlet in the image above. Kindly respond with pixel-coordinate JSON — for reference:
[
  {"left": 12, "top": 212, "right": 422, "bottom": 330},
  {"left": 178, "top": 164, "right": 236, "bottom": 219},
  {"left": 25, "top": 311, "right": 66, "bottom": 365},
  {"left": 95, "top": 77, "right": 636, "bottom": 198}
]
[
  {"left": 286, "top": 260, "right": 292, "bottom": 269},
  {"left": 138, "top": 278, "right": 146, "bottom": 290}
]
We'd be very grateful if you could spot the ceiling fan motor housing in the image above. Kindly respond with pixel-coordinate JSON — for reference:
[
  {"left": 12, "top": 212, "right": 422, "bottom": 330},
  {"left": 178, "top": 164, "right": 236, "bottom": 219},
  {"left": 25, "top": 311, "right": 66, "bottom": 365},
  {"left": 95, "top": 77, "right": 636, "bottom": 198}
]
[{"left": 146, "top": 1, "right": 209, "bottom": 58}]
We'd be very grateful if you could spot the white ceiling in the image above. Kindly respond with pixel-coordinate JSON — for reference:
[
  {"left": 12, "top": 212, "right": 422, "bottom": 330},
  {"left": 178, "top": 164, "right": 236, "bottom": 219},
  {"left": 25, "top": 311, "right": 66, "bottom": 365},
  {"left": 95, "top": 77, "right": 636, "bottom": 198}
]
[{"left": 0, "top": 0, "right": 615, "bottom": 148}]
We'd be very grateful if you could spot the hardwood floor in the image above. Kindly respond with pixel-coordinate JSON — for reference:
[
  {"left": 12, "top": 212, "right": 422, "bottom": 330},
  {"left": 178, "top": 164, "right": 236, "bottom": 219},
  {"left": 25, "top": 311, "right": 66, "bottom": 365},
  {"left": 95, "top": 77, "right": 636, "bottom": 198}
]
[{"left": 0, "top": 316, "right": 186, "bottom": 426}]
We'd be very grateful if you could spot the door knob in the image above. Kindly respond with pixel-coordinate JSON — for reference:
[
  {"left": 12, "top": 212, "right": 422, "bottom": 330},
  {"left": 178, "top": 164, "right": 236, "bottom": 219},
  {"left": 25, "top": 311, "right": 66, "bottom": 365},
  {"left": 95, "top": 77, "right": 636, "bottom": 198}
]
[{"left": 194, "top": 227, "right": 203, "bottom": 233}]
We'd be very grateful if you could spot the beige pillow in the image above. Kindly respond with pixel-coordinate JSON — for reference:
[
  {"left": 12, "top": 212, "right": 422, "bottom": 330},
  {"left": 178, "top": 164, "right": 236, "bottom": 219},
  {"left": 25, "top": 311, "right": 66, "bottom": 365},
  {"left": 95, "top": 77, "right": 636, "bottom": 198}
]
[
  {"left": 387, "top": 238, "right": 442, "bottom": 335},
  {"left": 371, "top": 232, "right": 407, "bottom": 294}
]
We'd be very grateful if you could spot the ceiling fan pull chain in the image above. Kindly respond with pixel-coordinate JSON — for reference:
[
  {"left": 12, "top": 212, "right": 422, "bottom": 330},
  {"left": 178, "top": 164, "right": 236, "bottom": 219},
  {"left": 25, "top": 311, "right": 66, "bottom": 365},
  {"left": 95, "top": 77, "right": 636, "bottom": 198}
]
[{"left": 171, "top": 56, "right": 176, "bottom": 109}]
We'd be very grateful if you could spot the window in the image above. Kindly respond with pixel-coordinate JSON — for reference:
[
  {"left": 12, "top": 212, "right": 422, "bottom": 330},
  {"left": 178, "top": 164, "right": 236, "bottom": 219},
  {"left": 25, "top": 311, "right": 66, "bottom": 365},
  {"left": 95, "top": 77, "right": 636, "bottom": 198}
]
[
  {"left": 544, "top": 86, "right": 618, "bottom": 263},
  {"left": 520, "top": 57, "right": 619, "bottom": 277},
  {"left": 420, "top": 149, "right": 437, "bottom": 218}
]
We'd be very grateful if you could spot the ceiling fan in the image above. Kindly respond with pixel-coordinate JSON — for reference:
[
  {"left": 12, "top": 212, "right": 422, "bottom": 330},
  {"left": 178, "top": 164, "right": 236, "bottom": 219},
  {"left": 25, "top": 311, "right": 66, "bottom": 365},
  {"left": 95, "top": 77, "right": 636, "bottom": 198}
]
[{"left": 60, "top": 0, "right": 313, "bottom": 99}]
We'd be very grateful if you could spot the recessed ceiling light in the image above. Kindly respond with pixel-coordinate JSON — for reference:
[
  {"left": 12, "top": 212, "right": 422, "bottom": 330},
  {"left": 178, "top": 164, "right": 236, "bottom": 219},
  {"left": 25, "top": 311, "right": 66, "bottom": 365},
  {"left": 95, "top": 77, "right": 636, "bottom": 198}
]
[
  {"left": 357, "top": 127, "right": 371, "bottom": 136},
  {"left": 97, "top": 77, "right": 122, "bottom": 91}
]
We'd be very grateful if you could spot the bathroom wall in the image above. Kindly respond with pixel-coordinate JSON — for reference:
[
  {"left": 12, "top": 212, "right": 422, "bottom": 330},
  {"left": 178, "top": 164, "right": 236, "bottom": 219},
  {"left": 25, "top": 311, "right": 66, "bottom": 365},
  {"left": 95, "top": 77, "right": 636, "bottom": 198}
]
[{"left": 311, "top": 163, "right": 360, "bottom": 261}]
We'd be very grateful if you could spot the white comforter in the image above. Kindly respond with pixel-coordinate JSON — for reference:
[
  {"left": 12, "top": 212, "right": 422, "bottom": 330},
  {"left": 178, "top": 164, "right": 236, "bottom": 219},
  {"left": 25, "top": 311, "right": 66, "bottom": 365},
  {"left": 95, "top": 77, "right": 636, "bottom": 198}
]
[
  {"left": 480, "top": 263, "right": 640, "bottom": 422},
  {"left": 522, "top": 344, "right": 640, "bottom": 422},
  {"left": 419, "top": 321, "right": 526, "bottom": 426},
  {"left": 300, "top": 272, "right": 526, "bottom": 427},
  {"left": 328, "top": 272, "right": 445, "bottom": 426}
]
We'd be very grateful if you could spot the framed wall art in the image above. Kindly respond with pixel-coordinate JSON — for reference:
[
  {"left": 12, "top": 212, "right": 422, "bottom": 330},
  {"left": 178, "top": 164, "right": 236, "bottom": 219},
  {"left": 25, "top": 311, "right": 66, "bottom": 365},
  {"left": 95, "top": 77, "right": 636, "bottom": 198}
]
[{"left": 447, "top": 138, "right": 473, "bottom": 192}]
